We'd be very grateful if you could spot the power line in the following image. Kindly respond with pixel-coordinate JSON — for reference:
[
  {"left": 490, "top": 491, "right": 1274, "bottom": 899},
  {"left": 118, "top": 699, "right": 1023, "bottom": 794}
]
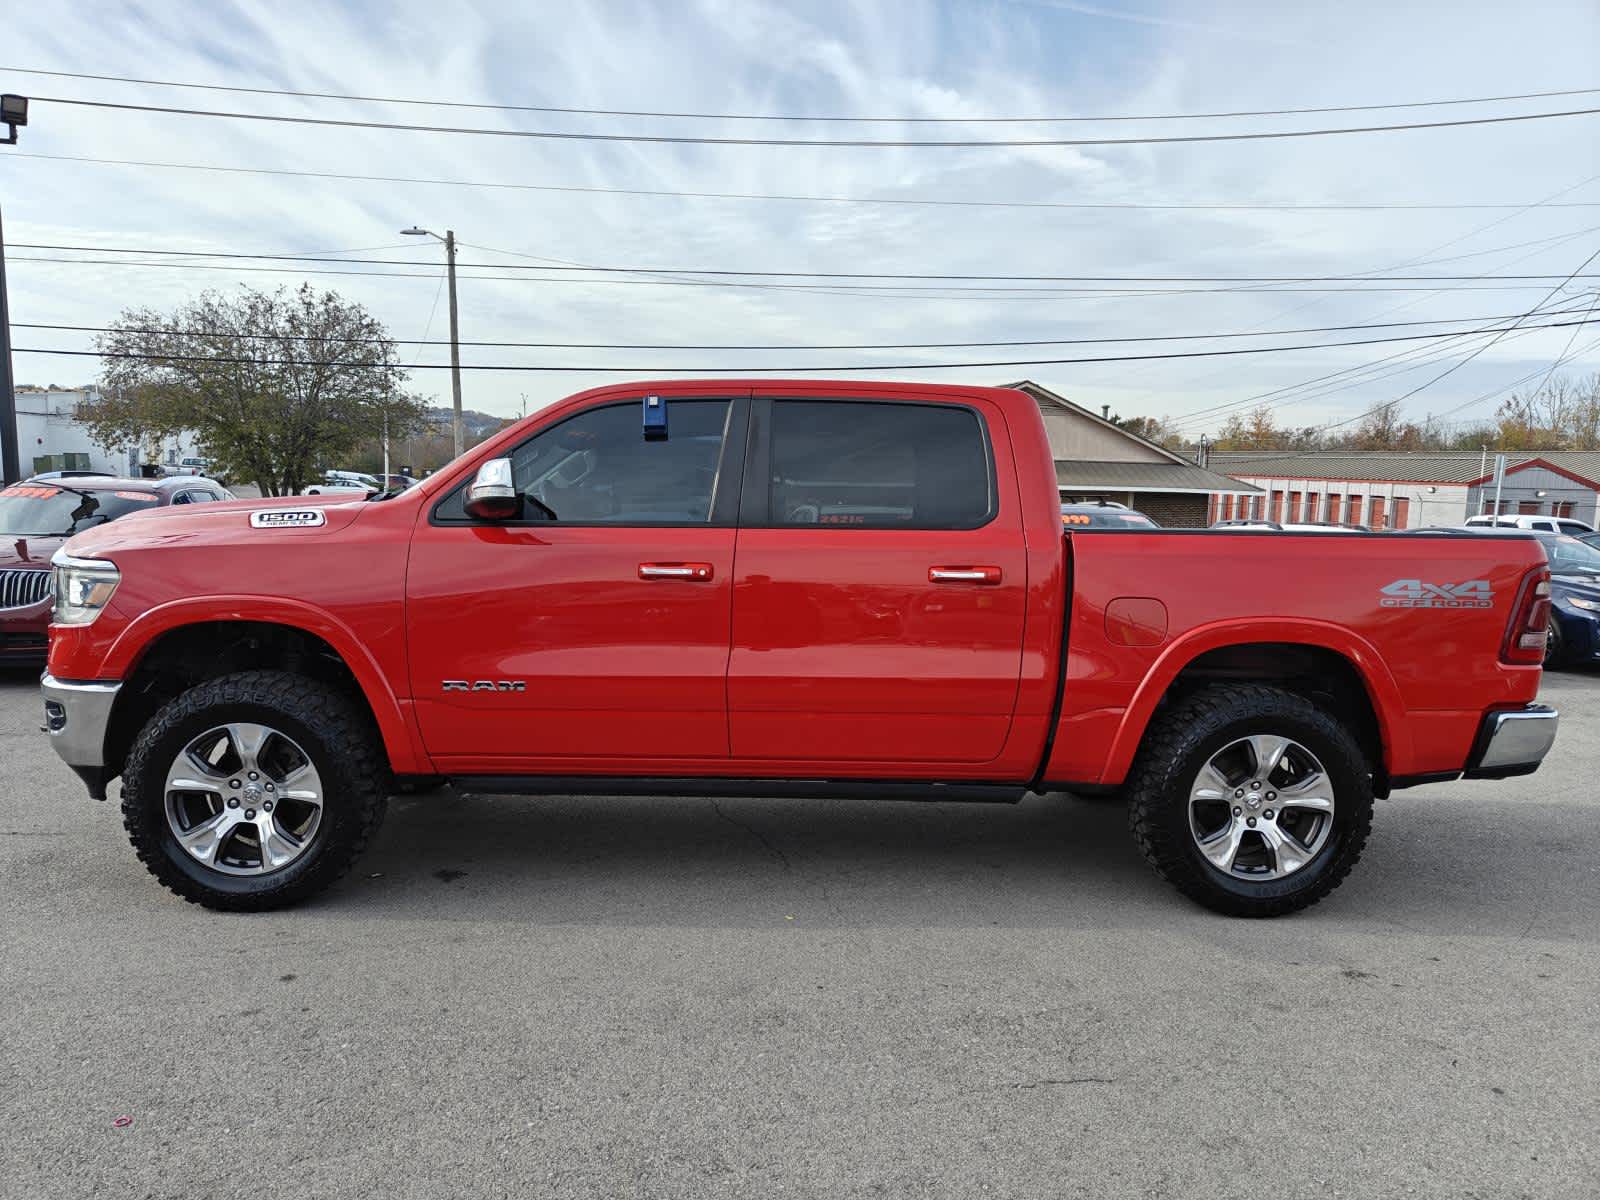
[
  {"left": 1164, "top": 322, "right": 1557, "bottom": 433},
  {"left": 12, "top": 254, "right": 1583, "bottom": 297},
  {"left": 1194, "top": 252, "right": 1600, "bottom": 453},
  {"left": 15, "top": 151, "right": 1600, "bottom": 214},
  {"left": 18, "top": 307, "right": 1594, "bottom": 351},
  {"left": 9, "top": 65, "right": 1599, "bottom": 124},
  {"left": 1310, "top": 247, "right": 1600, "bottom": 435},
  {"left": 1517, "top": 286, "right": 1600, "bottom": 404},
  {"left": 1428, "top": 334, "right": 1600, "bottom": 424},
  {"left": 17, "top": 316, "right": 1600, "bottom": 372},
  {"left": 15, "top": 241, "right": 1600, "bottom": 283},
  {"left": 1164, "top": 277, "right": 1600, "bottom": 432},
  {"left": 31, "top": 94, "right": 1600, "bottom": 148},
  {"left": 1096, "top": 176, "right": 1600, "bottom": 413}
]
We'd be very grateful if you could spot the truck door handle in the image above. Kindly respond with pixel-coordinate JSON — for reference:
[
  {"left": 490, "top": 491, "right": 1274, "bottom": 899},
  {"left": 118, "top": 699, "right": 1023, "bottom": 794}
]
[
  {"left": 639, "top": 562, "right": 715, "bottom": 581},
  {"left": 929, "top": 566, "right": 1002, "bottom": 584}
]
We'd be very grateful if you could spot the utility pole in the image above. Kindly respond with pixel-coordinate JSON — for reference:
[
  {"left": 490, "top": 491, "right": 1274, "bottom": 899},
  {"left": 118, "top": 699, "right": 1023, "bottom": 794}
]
[
  {"left": 382, "top": 410, "right": 390, "bottom": 482},
  {"left": 444, "top": 230, "right": 462, "bottom": 460},
  {"left": 0, "top": 199, "right": 18, "bottom": 484},
  {"left": 0, "top": 95, "right": 29, "bottom": 485},
  {"left": 401, "top": 224, "right": 464, "bottom": 459}
]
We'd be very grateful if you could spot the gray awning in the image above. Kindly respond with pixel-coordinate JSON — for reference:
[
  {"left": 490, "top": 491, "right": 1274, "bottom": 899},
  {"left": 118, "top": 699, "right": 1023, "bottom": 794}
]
[{"left": 1056, "top": 460, "right": 1261, "bottom": 494}]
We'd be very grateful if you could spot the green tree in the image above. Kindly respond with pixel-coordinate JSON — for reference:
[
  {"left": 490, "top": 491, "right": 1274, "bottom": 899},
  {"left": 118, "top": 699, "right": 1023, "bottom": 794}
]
[{"left": 82, "top": 285, "right": 428, "bottom": 495}]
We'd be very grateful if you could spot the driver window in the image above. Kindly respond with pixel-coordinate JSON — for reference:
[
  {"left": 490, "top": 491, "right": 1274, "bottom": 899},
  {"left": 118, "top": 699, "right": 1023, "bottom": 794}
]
[{"left": 440, "top": 399, "right": 732, "bottom": 524}]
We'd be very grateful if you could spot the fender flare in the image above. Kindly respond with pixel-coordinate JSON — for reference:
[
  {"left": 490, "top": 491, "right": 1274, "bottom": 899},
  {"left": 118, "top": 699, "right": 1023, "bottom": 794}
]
[
  {"left": 102, "top": 596, "right": 432, "bottom": 775},
  {"left": 1100, "top": 617, "right": 1410, "bottom": 785}
]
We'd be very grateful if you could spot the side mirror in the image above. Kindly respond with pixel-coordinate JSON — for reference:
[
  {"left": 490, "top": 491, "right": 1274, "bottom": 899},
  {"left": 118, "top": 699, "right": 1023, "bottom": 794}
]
[{"left": 464, "top": 458, "right": 520, "bottom": 521}]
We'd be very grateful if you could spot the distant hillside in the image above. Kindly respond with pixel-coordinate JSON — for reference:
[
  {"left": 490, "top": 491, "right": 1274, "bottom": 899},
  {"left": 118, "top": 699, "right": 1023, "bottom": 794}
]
[{"left": 422, "top": 406, "right": 508, "bottom": 438}]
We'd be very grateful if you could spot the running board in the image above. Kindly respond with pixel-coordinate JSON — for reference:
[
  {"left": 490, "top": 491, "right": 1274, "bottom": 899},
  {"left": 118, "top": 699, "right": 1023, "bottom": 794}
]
[{"left": 448, "top": 775, "right": 1027, "bottom": 804}]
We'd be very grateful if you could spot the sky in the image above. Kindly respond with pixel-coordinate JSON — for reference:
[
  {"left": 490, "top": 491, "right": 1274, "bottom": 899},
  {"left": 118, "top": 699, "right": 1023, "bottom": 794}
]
[{"left": 2, "top": 0, "right": 1599, "bottom": 439}]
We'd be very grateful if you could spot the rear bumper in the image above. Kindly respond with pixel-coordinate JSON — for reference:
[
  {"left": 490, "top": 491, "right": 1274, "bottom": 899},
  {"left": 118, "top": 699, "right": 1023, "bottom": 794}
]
[
  {"left": 1464, "top": 704, "right": 1558, "bottom": 780},
  {"left": 40, "top": 674, "right": 121, "bottom": 799}
]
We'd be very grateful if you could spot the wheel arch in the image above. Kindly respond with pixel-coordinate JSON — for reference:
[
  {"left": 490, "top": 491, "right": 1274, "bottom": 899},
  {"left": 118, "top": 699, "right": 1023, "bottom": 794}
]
[
  {"left": 100, "top": 602, "right": 429, "bottom": 781},
  {"left": 1101, "top": 620, "right": 1409, "bottom": 790}
]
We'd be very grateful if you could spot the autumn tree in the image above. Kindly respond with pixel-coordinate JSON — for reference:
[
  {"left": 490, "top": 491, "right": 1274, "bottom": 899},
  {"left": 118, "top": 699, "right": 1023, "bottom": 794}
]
[
  {"left": 1212, "top": 404, "right": 1289, "bottom": 450},
  {"left": 81, "top": 285, "right": 429, "bottom": 495},
  {"left": 1112, "top": 413, "right": 1187, "bottom": 449}
]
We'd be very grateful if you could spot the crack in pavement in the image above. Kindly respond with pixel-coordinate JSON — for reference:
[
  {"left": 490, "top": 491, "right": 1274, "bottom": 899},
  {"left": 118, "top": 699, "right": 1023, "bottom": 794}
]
[{"left": 710, "top": 799, "right": 792, "bottom": 871}]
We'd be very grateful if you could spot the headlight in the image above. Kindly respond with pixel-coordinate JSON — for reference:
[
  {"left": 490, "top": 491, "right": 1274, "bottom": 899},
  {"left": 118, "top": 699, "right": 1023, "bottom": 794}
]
[
  {"left": 51, "top": 552, "right": 120, "bottom": 626},
  {"left": 1567, "top": 596, "right": 1600, "bottom": 612}
]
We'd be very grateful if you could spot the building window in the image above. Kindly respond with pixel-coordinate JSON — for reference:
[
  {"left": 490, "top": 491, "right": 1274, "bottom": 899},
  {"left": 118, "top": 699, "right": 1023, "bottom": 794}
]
[
  {"left": 1304, "top": 493, "right": 1319, "bottom": 522},
  {"left": 1518, "top": 500, "right": 1541, "bottom": 515},
  {"left": 1392, "top": 497, "right": 1410, "bottom": 528},
  {"left": 1346, "top": 495, "right": 1362, "bottom": 526},
  {"left": 1369, "top": 496, "right": 1386, "bottom": 530},
  {"left": 1287, "top": 490, "right": 1301, "bottom": 522},
  {"left": 1269, "top": 491, "right": 1283, "bottom": 521},
  {"left": 1555, "top": 501, "right": 1575, "bottom": 518}
]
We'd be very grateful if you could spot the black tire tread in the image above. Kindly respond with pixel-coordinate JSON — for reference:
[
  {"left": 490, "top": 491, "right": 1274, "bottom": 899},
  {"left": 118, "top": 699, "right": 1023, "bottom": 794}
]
[
  {"left": 1127, "top": 682, "right": 1373, "bottom": 918},
  {"left": 120, "top": 669, "right": 388, "bottom": 911}
]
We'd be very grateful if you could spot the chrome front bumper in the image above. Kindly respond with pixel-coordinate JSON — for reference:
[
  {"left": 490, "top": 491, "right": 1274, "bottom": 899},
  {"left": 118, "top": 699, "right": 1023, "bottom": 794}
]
[
  {"left": 41, "top": 674, "right": 121, "bottom": 798},
  {"left": 1465, "top": 704, "right": 1558, "bottom": 780}
]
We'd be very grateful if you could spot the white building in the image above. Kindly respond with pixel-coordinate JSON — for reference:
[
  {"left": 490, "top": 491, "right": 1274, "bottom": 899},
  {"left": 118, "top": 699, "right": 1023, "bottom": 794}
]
[
  {"left": 14, "top": 386, "right": 199, "bottom": 477},
  {"left": 1210, "top": 450, "right": 1600, "bottom": 529}
]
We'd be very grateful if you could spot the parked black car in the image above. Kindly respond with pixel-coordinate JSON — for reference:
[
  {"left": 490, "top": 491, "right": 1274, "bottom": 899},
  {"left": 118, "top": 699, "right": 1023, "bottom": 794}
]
[{"left": 1061, "top": 502, "right": 1159, "bottom": 528}]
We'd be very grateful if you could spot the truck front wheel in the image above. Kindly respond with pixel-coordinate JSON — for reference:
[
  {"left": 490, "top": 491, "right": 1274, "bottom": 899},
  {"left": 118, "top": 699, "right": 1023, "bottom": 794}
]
[
  {"left": 1126, "top": 683, "right": 1373, "bottom": 917},
  {"left": 120, "top": 670, "right": 388, "bottom": 911}
]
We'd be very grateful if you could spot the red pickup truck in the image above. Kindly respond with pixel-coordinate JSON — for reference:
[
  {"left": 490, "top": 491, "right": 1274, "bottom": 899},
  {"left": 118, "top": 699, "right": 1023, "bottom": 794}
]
[{"left": 41, "top": 381, "right": 1557, "bottom": 916}]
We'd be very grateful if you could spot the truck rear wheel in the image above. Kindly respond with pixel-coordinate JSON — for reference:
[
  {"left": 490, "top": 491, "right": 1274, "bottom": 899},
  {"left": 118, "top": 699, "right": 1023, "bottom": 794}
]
[
  {"left": 120, "top": 670, "right": 388, "bottom": 911},
  {"left": 1126, "top": 683, "right": 1373, "bottom": 917}
]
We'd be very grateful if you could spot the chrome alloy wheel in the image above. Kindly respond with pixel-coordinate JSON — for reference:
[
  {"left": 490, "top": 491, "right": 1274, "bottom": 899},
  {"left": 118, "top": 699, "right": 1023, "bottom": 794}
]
[
  {"left": 1188, "top": 734, "right": 1335, "bottom": 880},
  {"left": 163, "top": 723, "right": 325, "bottom": 876}
]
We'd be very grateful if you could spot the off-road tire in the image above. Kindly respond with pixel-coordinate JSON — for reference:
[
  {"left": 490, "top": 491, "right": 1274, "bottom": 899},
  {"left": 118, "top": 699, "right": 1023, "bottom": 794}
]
[
  {"left": 121, "top": 670, "right": 388, "bottom": 911},
  {"left": 1127, "top": 683, "right": 1373, "bottom": 918}
]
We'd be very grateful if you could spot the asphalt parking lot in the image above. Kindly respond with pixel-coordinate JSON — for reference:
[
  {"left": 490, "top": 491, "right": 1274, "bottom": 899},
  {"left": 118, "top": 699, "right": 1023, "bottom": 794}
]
[{"left": 2, "top": 668, "right": 1596, "bottom": 1199}]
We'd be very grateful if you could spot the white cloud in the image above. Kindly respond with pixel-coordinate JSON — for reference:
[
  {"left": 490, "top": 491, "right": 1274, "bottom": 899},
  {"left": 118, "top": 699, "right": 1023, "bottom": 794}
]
[{"left": 1, "top": 0, "right": 1597, "bottom": 436}]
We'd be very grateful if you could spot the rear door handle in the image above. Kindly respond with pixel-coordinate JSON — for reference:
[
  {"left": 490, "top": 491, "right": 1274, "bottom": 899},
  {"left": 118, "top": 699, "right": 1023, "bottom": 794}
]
[
  {"left": 929, "top": 565, "right": 1002, "bottom": 584},
  {"left": 639, "top": 562, "right": 715, "bottom": 581}
]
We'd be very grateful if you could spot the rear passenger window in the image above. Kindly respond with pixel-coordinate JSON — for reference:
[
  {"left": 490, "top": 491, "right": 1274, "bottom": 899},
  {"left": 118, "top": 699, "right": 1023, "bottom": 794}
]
[{"left": 768, "top": 400, "right": 993, "bottom": 529}]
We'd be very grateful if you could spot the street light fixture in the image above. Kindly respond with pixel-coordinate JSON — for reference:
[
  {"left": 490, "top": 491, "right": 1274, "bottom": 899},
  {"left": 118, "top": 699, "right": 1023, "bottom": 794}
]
[
  {"left": 0, "top": 94, "right": 27, "bottom": 145},
  {"left": 400, "top": 225, "right": 464, "bottom": 460}
]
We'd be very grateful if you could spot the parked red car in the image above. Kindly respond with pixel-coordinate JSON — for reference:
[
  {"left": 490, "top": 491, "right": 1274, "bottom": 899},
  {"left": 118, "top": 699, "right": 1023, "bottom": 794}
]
[
  {"left": 40, "top": 382, "right": 1556, "bottom": 916},
  {"left": 1, "top": 476, "right": 231, "bottom": 663}
]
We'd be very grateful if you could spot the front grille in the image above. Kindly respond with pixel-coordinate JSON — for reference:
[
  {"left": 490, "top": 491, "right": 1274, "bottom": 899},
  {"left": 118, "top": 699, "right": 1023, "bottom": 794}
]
[{"left": 0, "top": 568, "right": 52, "bottom": 610}]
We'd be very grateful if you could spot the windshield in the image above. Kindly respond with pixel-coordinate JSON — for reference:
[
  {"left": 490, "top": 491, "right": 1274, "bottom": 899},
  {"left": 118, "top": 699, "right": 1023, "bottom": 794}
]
[
  {"left": 0, "top": 484, "right": 159, "bottom": 536},
  {"left": 1545, "top": 534, "right": 1600, "bottom": 575}
]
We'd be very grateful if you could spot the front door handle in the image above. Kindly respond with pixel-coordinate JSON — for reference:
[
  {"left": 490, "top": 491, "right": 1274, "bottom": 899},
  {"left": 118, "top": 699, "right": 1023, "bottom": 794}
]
[
  {"left": 929, "top": 565, "right": 1003, "bottom": 585},
  {"left": 639, "top": 562, "right": 715, "bottom": 581}
]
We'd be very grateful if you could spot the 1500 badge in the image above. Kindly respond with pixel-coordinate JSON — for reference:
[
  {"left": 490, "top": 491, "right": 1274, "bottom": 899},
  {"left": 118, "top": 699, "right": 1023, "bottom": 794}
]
[
  {"left": 1381, "top": 579, "right": 1494, "bottom": 609},
  {"left": 250, "top": 509, "right": 326, "bottom": 529}
]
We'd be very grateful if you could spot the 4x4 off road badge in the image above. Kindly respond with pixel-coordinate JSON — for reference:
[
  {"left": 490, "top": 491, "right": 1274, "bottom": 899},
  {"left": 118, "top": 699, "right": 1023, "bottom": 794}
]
[
  {"left": 1381, "top": 579, "right": 1494, "bottom": 609},
  {"left": 250, "top": 509, "right": 326, "bottom": 529}
]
